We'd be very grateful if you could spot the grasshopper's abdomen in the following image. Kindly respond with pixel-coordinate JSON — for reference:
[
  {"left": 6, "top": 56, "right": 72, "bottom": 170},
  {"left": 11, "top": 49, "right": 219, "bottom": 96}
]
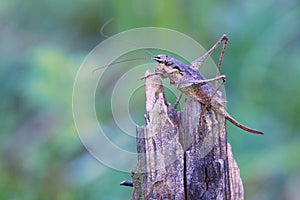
[{"left": 181, "top": 82, "right": 225, "bottom": 109}]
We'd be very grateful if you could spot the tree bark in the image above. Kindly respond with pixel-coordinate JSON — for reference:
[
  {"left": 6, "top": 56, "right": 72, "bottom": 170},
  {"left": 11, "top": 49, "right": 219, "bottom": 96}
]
[{"left": 132, "top": 70, "right": 244, "bottom": 200}]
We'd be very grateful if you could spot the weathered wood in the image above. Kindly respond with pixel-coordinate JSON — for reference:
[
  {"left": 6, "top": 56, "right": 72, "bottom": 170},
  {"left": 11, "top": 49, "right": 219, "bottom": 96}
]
[{"left": 132, "top": 70, "right": 244, "bottom": 200}]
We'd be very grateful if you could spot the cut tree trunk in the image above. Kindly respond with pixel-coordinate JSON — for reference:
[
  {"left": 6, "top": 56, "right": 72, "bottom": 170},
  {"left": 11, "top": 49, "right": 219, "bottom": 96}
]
[{"left": 131, "top": 70, "right": 244, "bottom": 200}]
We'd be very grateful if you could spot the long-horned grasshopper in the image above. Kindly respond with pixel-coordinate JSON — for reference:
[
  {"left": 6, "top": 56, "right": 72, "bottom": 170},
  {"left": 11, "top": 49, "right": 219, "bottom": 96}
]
[
  {"left": 98, "top": 21, "right": 263, "bottom": 134},
  {"left": 141, "top": 34, "right": 264, "bottom": 135}
]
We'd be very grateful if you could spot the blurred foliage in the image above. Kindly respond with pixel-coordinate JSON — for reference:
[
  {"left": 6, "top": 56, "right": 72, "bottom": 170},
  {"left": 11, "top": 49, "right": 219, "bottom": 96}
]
[{"left": 1, "top": 0, "right": 300, "bottom": 199}]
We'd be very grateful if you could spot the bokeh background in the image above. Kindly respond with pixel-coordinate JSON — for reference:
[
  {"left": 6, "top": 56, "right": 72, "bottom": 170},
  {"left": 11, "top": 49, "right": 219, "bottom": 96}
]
[{"left": 1, "top": 0, "right": 300, "bottom": 199}]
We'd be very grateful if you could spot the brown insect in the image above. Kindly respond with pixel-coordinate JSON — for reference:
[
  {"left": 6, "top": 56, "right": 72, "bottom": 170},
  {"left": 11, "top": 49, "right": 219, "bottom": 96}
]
[
  {"left": 98, "top": 21, "right": 263, "bottom": 134},
  {"left": 140, "top": 34, "right": 263, "bottom": 135}
]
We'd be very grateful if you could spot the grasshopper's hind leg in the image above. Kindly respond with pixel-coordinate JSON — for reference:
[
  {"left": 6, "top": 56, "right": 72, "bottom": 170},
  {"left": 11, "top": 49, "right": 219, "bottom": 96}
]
[
  {"left": 199, "top": 37, "right": 227, "bottom": 131},
  {"left": 190, "top": 34, "right": 228, "bottom": 71},
  {"left": 216, "top": 35, "right": 228, "bottom": 74}
]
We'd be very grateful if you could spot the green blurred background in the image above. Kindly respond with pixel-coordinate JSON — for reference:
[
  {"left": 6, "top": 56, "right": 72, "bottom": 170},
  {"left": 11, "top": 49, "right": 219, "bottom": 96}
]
[{"left": 1, "top": 0, "right": 300, "bottom": 199}]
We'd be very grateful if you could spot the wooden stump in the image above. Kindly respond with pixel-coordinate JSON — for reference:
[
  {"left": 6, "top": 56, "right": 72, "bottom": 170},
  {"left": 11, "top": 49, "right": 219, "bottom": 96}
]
[{"left": 132, "top": 70, "right": 244, "bottom": 200}]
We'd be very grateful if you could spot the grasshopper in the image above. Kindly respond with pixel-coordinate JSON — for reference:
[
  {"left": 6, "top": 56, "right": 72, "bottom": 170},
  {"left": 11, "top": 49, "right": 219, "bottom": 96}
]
[
  {"left": 141, "top": 34, "right": 264, "bottom": 135},
  {"left": 98, "top": 21, "right": 263, "bottom": 134}
]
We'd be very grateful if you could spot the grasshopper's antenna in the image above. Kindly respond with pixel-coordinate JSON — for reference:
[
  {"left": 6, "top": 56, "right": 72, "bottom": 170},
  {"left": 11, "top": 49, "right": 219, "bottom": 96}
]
[
  {"left": 94, "top": 19, "right": 156, "bottom": 74},
  {"left": 99, "top": 18, "right": 156, "bottom": 57},
  {"left": 92, "top": 57, "right": 152, "bottom": 73},
  {"left": 100, "top": 18, "right": 114, "bottom": 38}
]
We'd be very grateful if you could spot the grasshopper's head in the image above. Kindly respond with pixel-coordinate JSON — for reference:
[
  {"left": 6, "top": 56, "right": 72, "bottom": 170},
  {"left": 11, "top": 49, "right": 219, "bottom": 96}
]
[
  {"left": 152, "top": 55, "right": 189, "bottom": 87},
  {"left": 153, "top": 55, "right": 173, "bottom": 66},
  {"left": 153, "top": 54, "right": 186, "bottom": 75},
  {"left": 152, "top": 55, "right": 176, "bottom": 78}
]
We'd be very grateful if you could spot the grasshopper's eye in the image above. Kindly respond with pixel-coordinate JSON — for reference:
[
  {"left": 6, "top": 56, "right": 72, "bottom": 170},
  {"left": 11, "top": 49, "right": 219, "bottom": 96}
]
[
  {"left": 153, "top": 55, "right": 166, "bottom": 64},
  {"left": 163, "top": 61, "right": 172, "bottom": 66}
]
